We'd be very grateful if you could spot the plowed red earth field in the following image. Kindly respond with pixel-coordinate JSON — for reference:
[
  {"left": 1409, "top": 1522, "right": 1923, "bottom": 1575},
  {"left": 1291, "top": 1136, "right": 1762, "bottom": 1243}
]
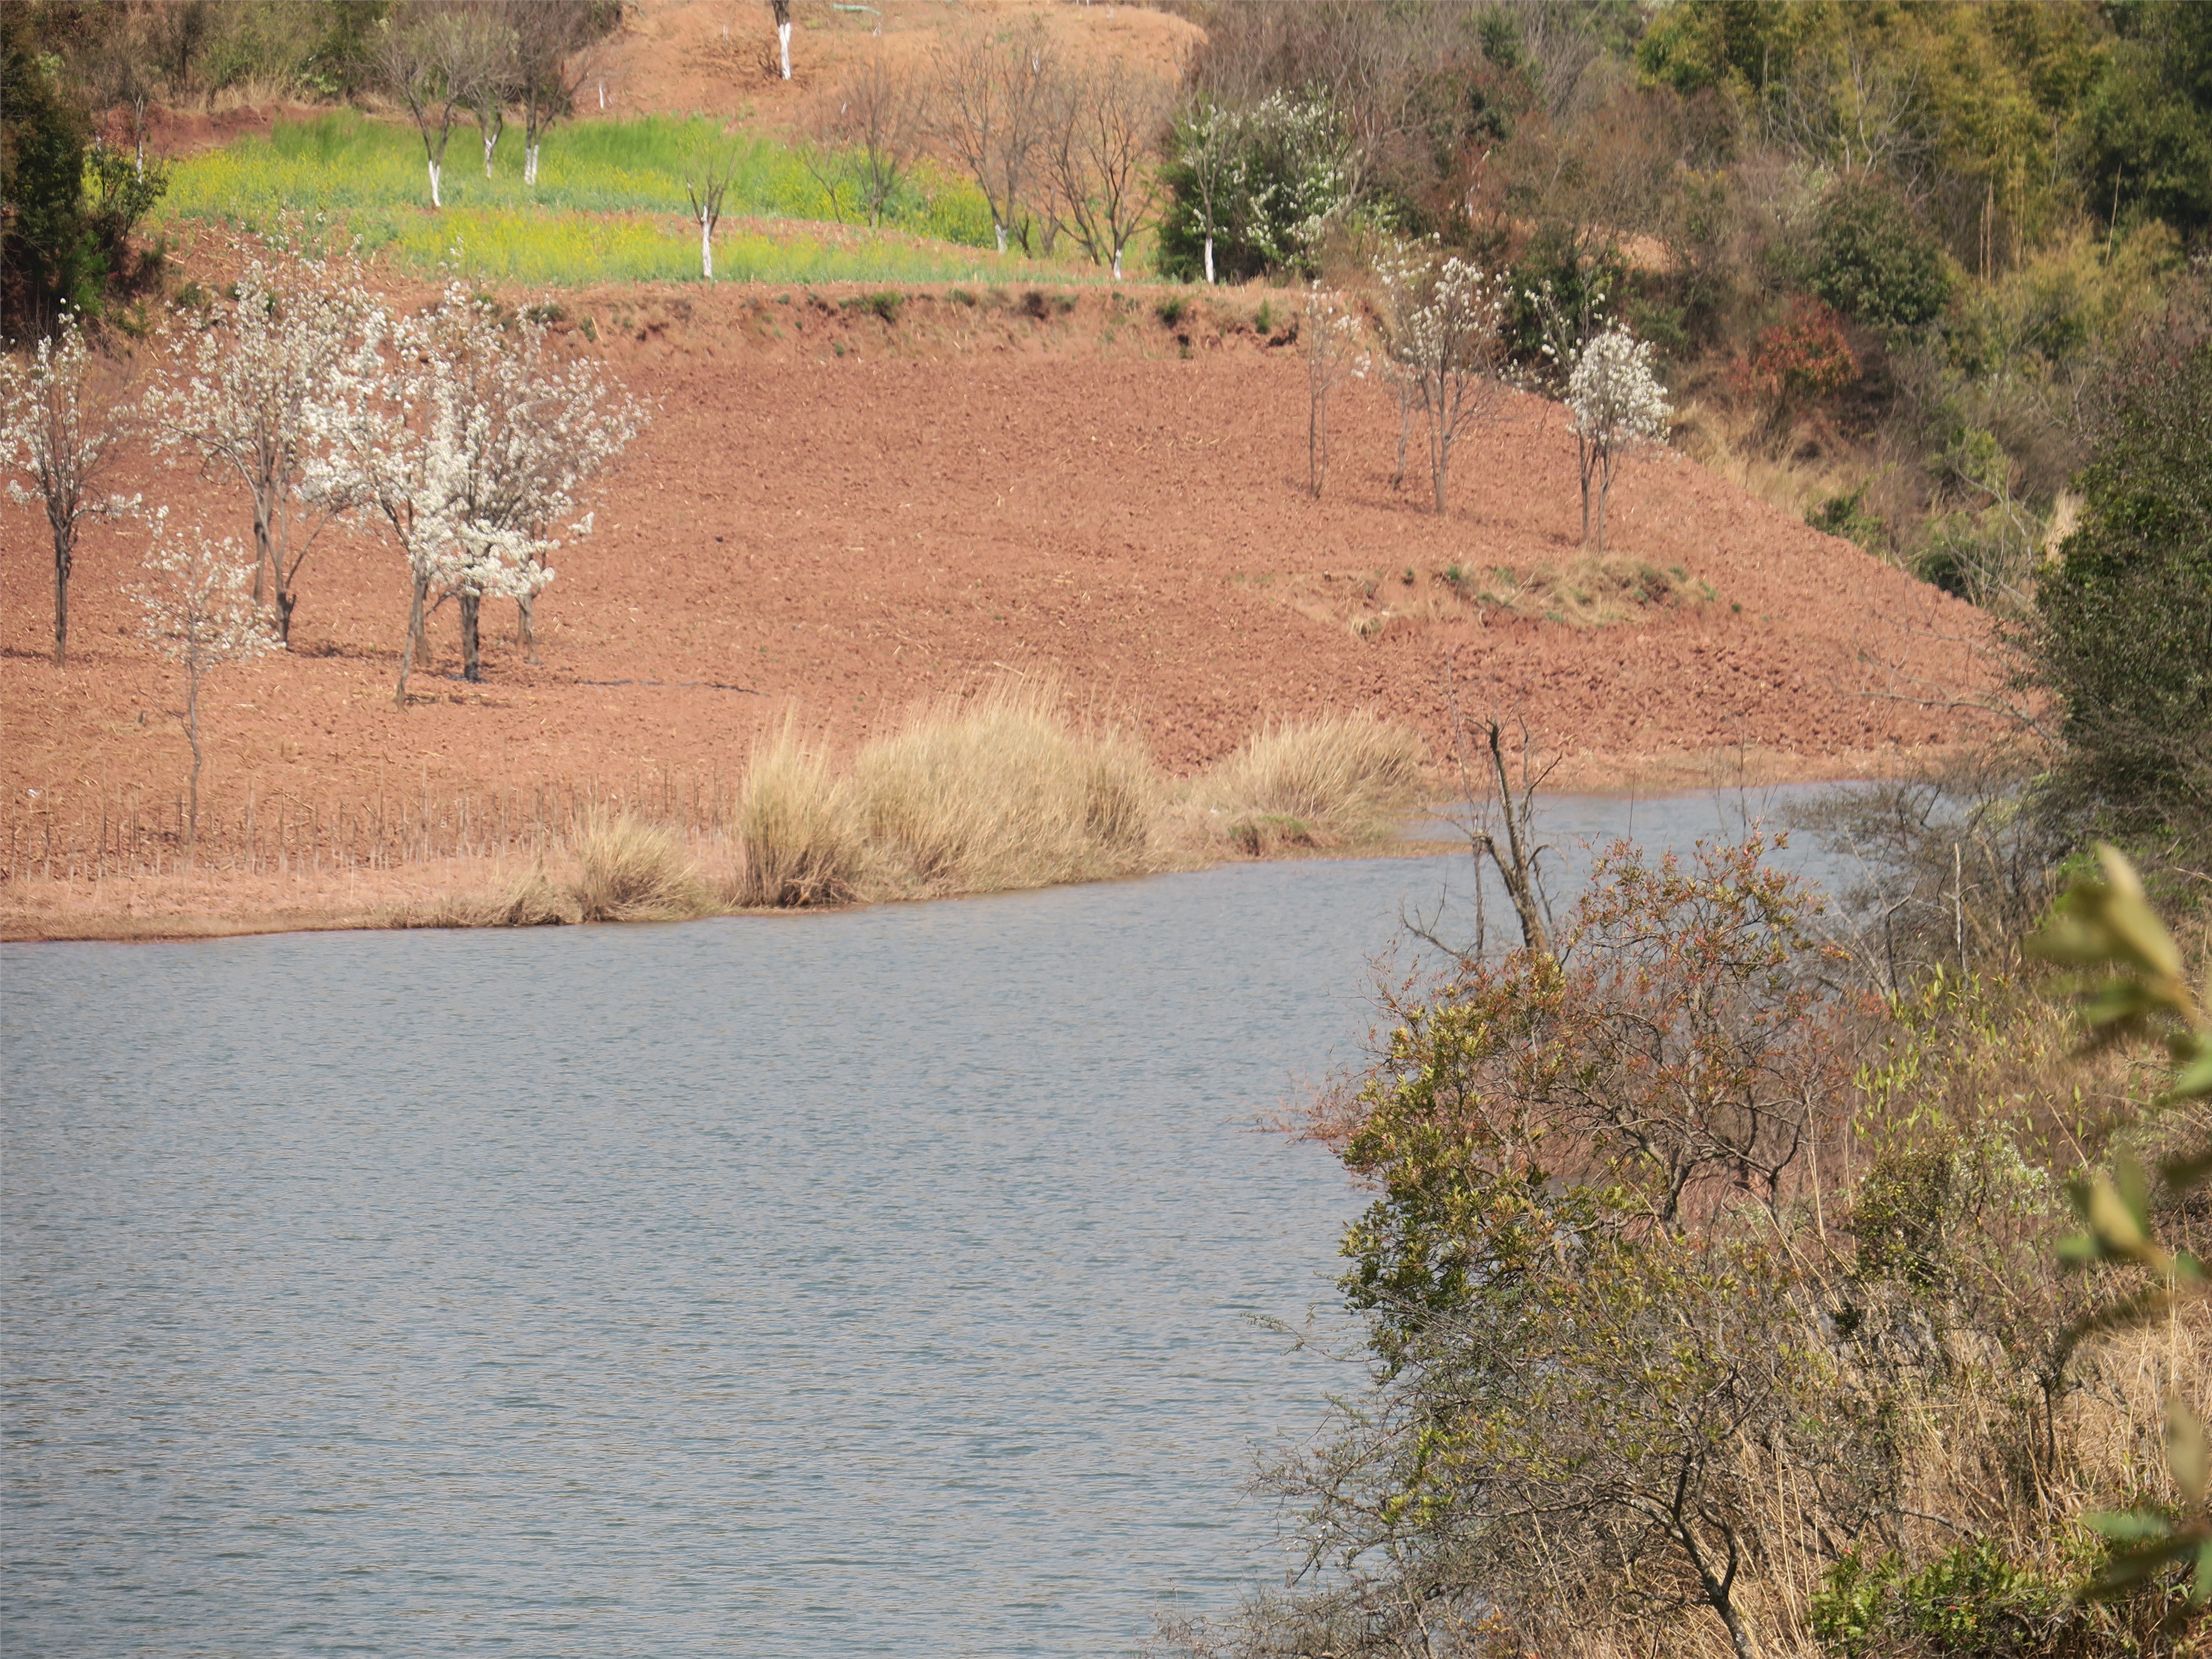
[{"left": 1, "top": 282, "right": 1994, "bottom": 929}]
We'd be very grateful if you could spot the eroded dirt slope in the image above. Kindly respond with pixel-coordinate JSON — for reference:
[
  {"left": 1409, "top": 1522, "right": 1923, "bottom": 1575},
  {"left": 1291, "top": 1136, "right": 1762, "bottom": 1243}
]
[{"left": 1, "top": 284, "right": 1992, "bottom": 882}]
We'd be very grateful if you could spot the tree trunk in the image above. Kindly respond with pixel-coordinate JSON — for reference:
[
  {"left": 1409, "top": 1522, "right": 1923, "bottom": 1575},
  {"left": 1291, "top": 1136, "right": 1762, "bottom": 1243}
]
[
  {"left": 460, "top": 592, "right": 482, "bottom": 682},
  {"left": 1595, "top": 460, "right": 1613, "bottom": 552},
  {"left": 51, "top": 520, "right": 71, "bottom": 667},
  {"left": 396, "top": 572, "right": 427, "bottom": 709},
  {"left": 994, "top": 220, "right": 1008, "bottom": 254},
  {"left": 1482, "top": 721, "right": 1550, "bottom": 957},
  {"left": 700, "top": 214, "right": 714, "bottom": 279},
  {"left": 482, "top": 114, "right": 501, "bottom": 178},
  {"left": 517, "top": 591, "right": 538, "bottom": 663},
  {"left": 275, "top": 586, "right": 296, "bottom": 646},
  {"left": 1577, "top": 440, "right": 1595, "bottom": 545},
  {"left": 525, "top": 139, "right": 540, "bottom": 186},
  {"left": 251, "top": 495, "right": 273, "bottom": 606},
  {"left": 1392, "top": 385, "right": 1411, "bottom": 490},
  {"left": 778, "top": 19, "right": 792, "bottom": 78},
  {"left": 1111, "top": 245, "right": 1123, "bottom": 280},
  {"left": 1203, "top": 235, "right": 1215, "bottom": 285},
  {"left": 428, "top": 157, "right": 443, "bottom": 209},
  {"left": 185, "top": 657, "right": 203, "bottom": 868},
  {"left": 1432, "top": 429, "right": 1451, "bottom": 516}
]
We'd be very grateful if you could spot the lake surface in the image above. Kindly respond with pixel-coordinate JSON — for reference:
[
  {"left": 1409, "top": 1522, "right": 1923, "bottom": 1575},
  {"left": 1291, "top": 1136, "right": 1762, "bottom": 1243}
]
[{"left": 1, "top": 788, "right": 1846, "bottom": 1657}]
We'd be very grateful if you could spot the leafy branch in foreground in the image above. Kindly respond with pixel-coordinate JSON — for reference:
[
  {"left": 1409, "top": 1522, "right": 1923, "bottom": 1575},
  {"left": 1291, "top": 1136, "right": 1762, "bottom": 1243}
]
[{"left": 2030, "top": 844, "right": 2211, "bottom": 1619}]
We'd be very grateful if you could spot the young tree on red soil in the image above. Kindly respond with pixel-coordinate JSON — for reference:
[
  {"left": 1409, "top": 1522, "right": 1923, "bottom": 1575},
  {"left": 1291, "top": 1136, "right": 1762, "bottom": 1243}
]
[
  {"left": 0, "top": 310, "right": 138, "bottom": 666},
  {"left": 1302, "top": 282, "right": 1365, "bottom": 500},
  {"left": 131, "top": 510, "right": 276, "bottom": 865},
  {"left": 1568, "top": 326, "right": 1671, "bottom": 552},
  {"left": 803, "top": 46, "right": 927, "bottom": 229},
  {"left": 931, "top": 21, "right": 1057, "bottom": 256},
  {"left": 379, "top": 1, "right": 497, "bottom": 210},
  {"left": 1039, "top": 59, "right": 1174, "bottom": 280},
  {"left": 1377, "top": 245, "right": 1512, "bottom": 517},
  {"left": 146, "top": 252, "right": 374, "bottom": 644}
]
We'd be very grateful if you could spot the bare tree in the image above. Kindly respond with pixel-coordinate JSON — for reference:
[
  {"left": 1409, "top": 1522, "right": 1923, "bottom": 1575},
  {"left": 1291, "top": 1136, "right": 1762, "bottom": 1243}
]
[
  {"left": 684, "top": 132, "right": 743, "bottom": 280},
  {"left": 465, "top": 10, "right": 521, "bottom": 180},
  {"left": 0, "top": 313, "right": 139, "bottom": 666},
  {"left": 82, "top": 7, "right": 160, "bottom": 178},
  {"left": 1301, "top": 283, "right": 1364, "bottom": 500},
  {"left": 1040, "top": 59, "right": 1172, "bottom": 279},
  {"left": 515, "top": 0, "right": 612, "bottom": 187},
  {"left": 803, "top": 48, "right": 926, "bottom": 228},
  {"left": 1376, "top": 245, "right": 1512, "bottom": 516},
  {"left": 931, "top": 21, "right": 1057, "bottom": 255},
  {"left": 132, "top": 512, "right": 277, "bottom": 864},
  {"left": 379, "top": 2, "right": 495, "bottom": 209},
  {"left": 146, "top": 252, "right": 374, "bottom": 643}
]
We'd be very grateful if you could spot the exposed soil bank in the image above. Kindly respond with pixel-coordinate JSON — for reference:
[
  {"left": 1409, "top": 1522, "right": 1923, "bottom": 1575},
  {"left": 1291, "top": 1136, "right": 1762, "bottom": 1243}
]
[{"left": 2, "top": 279, "right": 1993, "bottom": 941}]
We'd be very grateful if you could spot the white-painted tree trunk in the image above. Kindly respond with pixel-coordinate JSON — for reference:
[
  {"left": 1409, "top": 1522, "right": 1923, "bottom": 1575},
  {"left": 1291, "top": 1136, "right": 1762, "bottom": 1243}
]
[
  {"left": 524, "top": 141, "right": 540, "bottom": 186},
  {"left": 1112, "top": 245, "right": 1124, "bottom": 280},
  {"left": 700, "top": 215, "right": 714, "bottom": 280},
  {"left": 428, "top": 157, "right": 443, "bottom": 208},
  {"left": 1204, "top": 235, "right": 1215, "bottom": 284},
  {"left": 597, "top": 78, "right": 606, "bottom": 109},
  {"left": 778, "top": 21, "right": 792, "bottom": 78},
  {"left": 482, "top": 122, "right": 499, "bottom": 178},
  {"left": 995, "top": 221, "right": 1008, "bottom": 254}
]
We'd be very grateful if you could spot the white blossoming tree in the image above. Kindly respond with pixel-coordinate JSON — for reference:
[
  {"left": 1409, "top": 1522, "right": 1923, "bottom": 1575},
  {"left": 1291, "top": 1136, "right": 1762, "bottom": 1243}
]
[
  {"left": 1567, "top": 326, "right": 1671, "bottom": 551},
  {"left": 0, "top": 311, "right": 139, "bottom": 666},
  {"left": 323, "top": 287, "right": 647, "bottom": 705},
  {"left": 1377, "top": 245, "right": 1512, "bottom": 517},
  {"left": 147, "top": 252, "right": 377, "bottom": 644},
  {"left": 132, "top": 510, "right": 279, "bottom": 864}
]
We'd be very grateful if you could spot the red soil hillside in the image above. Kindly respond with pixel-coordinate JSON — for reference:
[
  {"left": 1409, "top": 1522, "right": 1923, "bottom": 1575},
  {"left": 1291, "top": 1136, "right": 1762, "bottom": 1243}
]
[{"left": 2, "top": 282, "right": 1995, "bottom": 898}]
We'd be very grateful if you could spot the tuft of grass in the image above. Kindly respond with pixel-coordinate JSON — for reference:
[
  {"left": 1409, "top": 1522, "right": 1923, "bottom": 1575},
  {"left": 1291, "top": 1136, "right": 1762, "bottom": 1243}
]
[
  {"left": 1156, "top": 293, "right": 1191, "bottom": 327},
  {"left": 571, "top": 813, "right": 712, "bottom": 922},
  {"left": 849, "top": 680, "right": 1158, "bottom": 898},
  {"left": 1199, "top": 714, "right": 1427, "bottom": 849},
  {"left": 730, "top": 716, "right": 861, "bottom": 908}
]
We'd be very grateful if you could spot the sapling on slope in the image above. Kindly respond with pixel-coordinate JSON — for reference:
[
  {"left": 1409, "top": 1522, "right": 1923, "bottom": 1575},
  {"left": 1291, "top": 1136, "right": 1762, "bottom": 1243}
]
[
  {"left": 0, "top": 311, "right": 139, "bottom": 666},
  {"left": 1568, "top": 326, "right": 1671, "bottom": 551},
  {"left": 1302, "top": 282, "right": 1366, "bottom": 500},
  {"left": 132, "top": 510, "right": 278, "bottom": 863},
  {"left": 147, "top": 252, "right": 375, "bottom": 642}
]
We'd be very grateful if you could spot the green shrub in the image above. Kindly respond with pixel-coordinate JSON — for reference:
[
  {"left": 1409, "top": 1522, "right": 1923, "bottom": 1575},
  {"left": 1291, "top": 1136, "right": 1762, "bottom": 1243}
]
[
  {"left": 1156, "top": 293, "right": 1190, "bottom": 327},
  {"left": 1807, "top": 486, "right": 1889, "bottom": 555},
  {"left": 1812, "top": 174, "right": 1953, "bottom": 329},
  {"left": 1811, "top": 1541, "right": 2073, "bottom": 1658}
]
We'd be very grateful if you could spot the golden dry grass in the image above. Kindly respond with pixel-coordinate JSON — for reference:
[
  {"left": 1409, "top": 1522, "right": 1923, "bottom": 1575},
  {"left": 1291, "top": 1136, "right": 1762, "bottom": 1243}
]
[
  {"left": 848, "top": 680, "right": 1161, "bottom": 898},
  {"left": 1193, "top": 712, "right": 1427, "bottom": 854},
  {"left": 570, "top": 813, "right": 714, "bottom": 922},
  {"left": 729, "top": 714, "right": 862, "bottom": 908}
]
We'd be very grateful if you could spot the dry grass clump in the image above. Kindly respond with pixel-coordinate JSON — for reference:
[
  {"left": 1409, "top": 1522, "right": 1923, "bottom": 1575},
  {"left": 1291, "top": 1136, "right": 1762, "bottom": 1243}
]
[
  {"left": 571, "top": 813, "right": 713, "bottom": 922},
  {"left": 728, "top": 716, "right": 862, "bottom": 908},
  {"left": 1198, "top": 713, "right": 1426, "bottom": 853},
  {"left": 850, "top": 681, "right": 1160, "bottom": 898},
  {"left": 1262, "top": 560, "right": 1711, "bottom": 642}
]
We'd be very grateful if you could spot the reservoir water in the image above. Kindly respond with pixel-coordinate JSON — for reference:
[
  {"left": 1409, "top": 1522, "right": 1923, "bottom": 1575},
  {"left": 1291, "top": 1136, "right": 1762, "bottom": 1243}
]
[{"left": 2, "top": 789, "right": 1851, "bottom": 1657}]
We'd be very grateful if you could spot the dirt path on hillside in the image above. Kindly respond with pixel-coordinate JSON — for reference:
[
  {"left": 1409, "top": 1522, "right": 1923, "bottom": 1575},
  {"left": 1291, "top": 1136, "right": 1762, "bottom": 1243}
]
[{"left": 1, "top": 283, "right": 1995, "bottom": 927}]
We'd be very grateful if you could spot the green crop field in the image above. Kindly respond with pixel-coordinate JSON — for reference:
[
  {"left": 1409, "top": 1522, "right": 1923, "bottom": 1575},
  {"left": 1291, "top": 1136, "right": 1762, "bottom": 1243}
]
[{"left": 156, "top": 111, "right": 1056, "bottom": 287}]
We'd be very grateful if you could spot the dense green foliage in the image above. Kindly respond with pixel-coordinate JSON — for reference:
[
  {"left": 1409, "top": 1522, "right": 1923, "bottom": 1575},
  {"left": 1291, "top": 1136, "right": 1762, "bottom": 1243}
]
[
  {"left": 1812, "top": 175, "right": 1953, "bottom": 329},
  {"left": 2035, "top": 296, "right": 2212, "bottom": 839},
  {"left": 1, "top": 5, "right": 168, "bottom": 337}
]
